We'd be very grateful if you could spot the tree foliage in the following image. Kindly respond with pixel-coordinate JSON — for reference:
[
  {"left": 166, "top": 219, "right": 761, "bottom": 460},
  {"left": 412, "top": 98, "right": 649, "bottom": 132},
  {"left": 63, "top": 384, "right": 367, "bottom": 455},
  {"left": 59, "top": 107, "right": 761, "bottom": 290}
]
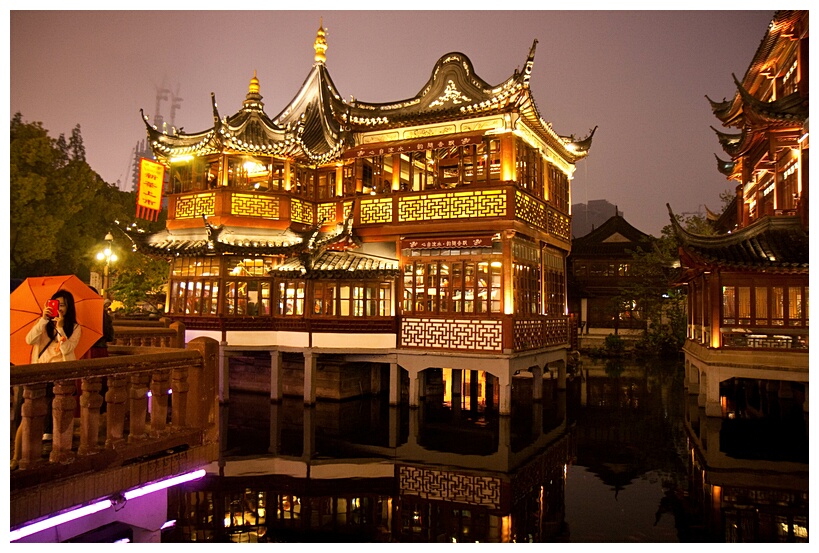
[
  {"left": 10, "top": 114, "right": 169, "bottom": 309},
  {"left": 616, "top": 213, "right": 714, "bottom": 356}
]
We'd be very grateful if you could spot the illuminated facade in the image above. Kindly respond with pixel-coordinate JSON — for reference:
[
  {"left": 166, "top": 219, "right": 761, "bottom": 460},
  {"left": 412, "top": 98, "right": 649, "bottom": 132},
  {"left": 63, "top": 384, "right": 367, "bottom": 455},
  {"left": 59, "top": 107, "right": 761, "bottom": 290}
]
[
  {"left": 674, "top": 10, "right": 808, "bottom": 418},
  {"left": 134, "top": 23, "right": 595, "bottom": 413}
]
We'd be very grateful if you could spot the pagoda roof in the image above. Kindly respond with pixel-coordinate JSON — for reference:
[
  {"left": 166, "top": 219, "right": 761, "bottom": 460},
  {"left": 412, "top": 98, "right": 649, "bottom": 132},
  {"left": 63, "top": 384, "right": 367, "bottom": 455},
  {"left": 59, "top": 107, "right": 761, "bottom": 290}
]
[
  {"left": 125, "top": 200, "right": 361, "bottom": 261},
  {"left": 141, "top": 23, "right": 595, "bottom": 166},
  {"left": 706, "top": 11, "right": 808, "bottom": 128},
  {"left": 571, "top": 214, "right": 652, "bottom": 257},
  {"left": 667, "top": 204, "right": 808, "bottom": 273},
  {"left": 333, "top": 40, "right": 595, "bottom": 162},
  {"left": 143, "top": 82, "right": 308, "bottom": 163},
  {"left": 274, "top": 250, "right": 400, "bottom": 280}
]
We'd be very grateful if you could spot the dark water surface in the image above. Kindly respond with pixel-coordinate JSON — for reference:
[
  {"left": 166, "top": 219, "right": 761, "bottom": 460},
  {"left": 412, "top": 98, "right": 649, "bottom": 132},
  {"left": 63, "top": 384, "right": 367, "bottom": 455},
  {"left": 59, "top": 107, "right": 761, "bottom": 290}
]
[{"left": 162, "top": 357, "right": 808, "bottom": 543}]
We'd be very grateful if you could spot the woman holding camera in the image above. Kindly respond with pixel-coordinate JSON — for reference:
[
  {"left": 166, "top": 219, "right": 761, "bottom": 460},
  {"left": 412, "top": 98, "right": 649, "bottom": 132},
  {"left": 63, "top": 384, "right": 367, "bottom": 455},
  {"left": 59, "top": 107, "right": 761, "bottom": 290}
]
[
  {"left": 26, "top": 290, "right": 82, "bottom": 362},
  {"left": 11, "top": 290, "right": 81, "bottom": 469}
]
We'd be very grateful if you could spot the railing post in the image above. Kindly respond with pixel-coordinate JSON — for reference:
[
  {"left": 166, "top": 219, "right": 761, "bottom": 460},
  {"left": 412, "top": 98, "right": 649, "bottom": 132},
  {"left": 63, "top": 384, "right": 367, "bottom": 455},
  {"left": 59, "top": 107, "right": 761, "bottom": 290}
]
[
  {"left": 78, "top": 376, "right": 104, "bottom": 456},
  {"left": 50, "top": 380, "right": 76, "bottom": 464},
  {"left": 170, "top": 321, "right": 186, "bottom": 349},
  {"left": 17, "top": 383, "right": 48, "bottom": 470},
  {"left": 105, "top": 375, "right": 128, "bottom": 448},
  {"left": 150, "top": 370, "right": 171, "bottom": 435},
  {"left": 186, "top": 337, "right": 220, "bottom": 443},
  {"left": 171, "top": 367, "right": 190, "bottom": 427},
  {"left": 129, "top": 373, "right": 150, "bottom": 442}
]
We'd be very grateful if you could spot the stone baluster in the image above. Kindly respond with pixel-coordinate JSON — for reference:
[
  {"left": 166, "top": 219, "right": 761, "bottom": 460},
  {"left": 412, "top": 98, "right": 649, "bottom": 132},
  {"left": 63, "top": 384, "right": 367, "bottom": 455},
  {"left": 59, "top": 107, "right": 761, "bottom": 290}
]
[
  {"left": 17, "top": 383, "right": 48, "bottom": 470},
  {"left": 78, "top": 377, "right": 103, "bottom": 456},
  {"left": 50, "top": 380, "right": 76, "bottom": 464},
  {"left": 105, "top": 375, "right": 128, "bottom": 448},
  {"left": 150, "top": 369, "right": 171, "bottom": 435},
  {"left": 171, "top": 367, "right": 190, "bottom": 427},
  {"left": 128, "top": 373, "right": 150, "bottom": 442}
]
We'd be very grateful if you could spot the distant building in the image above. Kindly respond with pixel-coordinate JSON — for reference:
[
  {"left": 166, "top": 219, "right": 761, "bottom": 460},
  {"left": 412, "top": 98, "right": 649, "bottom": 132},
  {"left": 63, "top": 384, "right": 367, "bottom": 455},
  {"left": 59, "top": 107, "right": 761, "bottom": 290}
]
[
  {"left": 570, "top": 199, "right": 621, "bottom": 238},
  {"left": 131, "top": 23, "right": 596, "bottom": 414},
  {"left": 567, "top": 213, "right": 652, "bottom": 348},
  {"left": 674, "top": 10, "right": 808, "bottom": 419}
]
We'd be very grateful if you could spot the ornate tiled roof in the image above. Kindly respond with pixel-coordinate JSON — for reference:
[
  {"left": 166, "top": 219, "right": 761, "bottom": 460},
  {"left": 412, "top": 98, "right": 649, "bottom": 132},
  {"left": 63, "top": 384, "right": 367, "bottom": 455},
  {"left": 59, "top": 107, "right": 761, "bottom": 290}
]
[
  {"left": 667, "top": 204, "right": 808, "bottom": 272},
  {"left": 274, "top": 250, "right": 400, "bottom": 279},
  {"left": 571, "top": 214, "right": 652, "bottom": 257},
  {"left": 707, "top": 11, "right": 807, "bottom": 128}
]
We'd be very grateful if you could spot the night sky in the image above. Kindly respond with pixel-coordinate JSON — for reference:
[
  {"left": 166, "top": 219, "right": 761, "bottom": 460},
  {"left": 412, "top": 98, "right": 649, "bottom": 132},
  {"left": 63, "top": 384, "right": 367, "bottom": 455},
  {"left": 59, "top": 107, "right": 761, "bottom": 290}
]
[{"left": 9, "top": 8, "right": 778, "bottom": 236}]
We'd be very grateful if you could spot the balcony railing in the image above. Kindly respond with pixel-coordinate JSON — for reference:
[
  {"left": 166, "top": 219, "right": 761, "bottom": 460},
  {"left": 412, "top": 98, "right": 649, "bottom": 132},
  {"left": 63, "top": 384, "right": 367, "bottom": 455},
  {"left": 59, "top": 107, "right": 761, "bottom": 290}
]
[{"left": 10, "top": 338, "right": 220, "bottom": 530}]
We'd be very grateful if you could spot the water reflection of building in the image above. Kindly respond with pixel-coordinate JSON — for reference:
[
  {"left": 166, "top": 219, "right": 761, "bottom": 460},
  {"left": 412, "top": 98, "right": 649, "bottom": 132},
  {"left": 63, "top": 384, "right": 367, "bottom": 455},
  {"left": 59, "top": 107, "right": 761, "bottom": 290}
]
[
  {"left": 132, "top": 21, "right": 595, "bottom": 417},
  {"left": 672, "top": 10, "right": 809, "bottom": 419},
  {"left": 572, "top": 359, "right": 684, "bottom": 499},
  {"left": 164, "top": 377, "right": 575, "bottom": 543},
  {"left": 683, "top": 393, "right": 808, "bottom": 542}
]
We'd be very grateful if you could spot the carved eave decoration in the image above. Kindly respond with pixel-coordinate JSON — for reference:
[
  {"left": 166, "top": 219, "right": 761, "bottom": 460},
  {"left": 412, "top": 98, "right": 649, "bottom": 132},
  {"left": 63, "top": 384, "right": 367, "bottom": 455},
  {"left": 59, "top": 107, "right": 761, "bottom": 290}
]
[
  {"left": 710, "top": 125, "right": 754, "bottom": 158},
  {"left": 667, "top": 203, "right": 808, "bottom": 274},
  {"left": 732, "top": 73, "right": 809, "bottom": 126},
  {"left": 714, "top": 153, "right": 738, "bottom": 178},
  {"left": 705, "top": 11, "right": 806, "bottom": 128}
]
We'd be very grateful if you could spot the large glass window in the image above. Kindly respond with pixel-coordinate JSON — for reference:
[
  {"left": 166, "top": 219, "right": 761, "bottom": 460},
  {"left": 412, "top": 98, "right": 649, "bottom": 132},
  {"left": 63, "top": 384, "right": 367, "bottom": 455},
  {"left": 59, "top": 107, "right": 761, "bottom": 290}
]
[
  {"left": 547, "top": 163, "right": 569, "bottom": 212},
  {"left": 403, "top": 258, "right": 502, "bottom": 315},
  {"left": 722, "top": 282, "right": 808, "bottom": 327},
  {"left": 543, "top": 248, "right": 565, "bottom": 317},
  {"left": 312, "top": 280, "right": 392, "bottom": 317}
]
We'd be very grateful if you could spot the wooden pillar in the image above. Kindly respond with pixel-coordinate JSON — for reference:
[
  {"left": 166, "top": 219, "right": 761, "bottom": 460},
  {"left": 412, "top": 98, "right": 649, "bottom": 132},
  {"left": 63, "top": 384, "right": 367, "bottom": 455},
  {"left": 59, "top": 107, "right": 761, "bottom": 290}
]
[
  {"left": 409, "top": 370, "right": 420, "bottom": 409},
  {"left": 50, "top": 379, "right": 76, "bottom": 464},
  {"left": 271, "top": 350, "right": 283, "bottom": 402},
  {"left": 556, "top": 360, "right": 567, "bottom": 391},
  {"left": 304, "top": 350, "right": 317, "bottom": 405},
  {"left": 389, "top": 362, "right": 400, "bottom": 406},
  {"left": 497, "top": 368, "right": 512, "bottom": 416},
  {"left": 708, "top": 271, "right": 721, "bottom": 348},
  {"left": 451, "top": 369, "right": 463, "bottom": 400},
  {"left": 335, "top": 164, "right": 344, "bottom": 197},
  {"left": 219, "top": 340, "right": 229, "bottom": 402},
  {"left": 269, "top": 402, "right": 280, "bottom": 455},
  {"left": 704, "top": 369, "right": 722, "bottom": 417},
  {"left": 532, "top": 365, "right": 543, "bottom": 401}
]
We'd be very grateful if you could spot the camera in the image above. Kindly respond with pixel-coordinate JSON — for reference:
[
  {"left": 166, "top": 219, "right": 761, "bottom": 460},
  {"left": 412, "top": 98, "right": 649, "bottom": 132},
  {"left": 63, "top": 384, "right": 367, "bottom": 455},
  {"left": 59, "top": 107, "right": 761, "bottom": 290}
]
[{"left": 46, "top": 299, "right": 60, "bottom": 318}]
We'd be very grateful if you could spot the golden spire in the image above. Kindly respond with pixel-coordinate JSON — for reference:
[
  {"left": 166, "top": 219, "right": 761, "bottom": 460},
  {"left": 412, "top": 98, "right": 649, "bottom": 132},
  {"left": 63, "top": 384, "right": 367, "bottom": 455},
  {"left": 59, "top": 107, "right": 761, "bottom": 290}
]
[
  {"left": 249, "top": 70, "right": 260, "bottom": 95},
  {"left": 314, "top": 18, "right": 327, "bottom": 63}
]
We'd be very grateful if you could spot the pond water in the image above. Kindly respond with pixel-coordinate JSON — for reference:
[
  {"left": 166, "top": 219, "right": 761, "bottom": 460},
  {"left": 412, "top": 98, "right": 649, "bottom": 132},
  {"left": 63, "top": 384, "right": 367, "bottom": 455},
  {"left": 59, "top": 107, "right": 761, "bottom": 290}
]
[{"left": 161, "top": 356, "right": 808, "bottom": 543}]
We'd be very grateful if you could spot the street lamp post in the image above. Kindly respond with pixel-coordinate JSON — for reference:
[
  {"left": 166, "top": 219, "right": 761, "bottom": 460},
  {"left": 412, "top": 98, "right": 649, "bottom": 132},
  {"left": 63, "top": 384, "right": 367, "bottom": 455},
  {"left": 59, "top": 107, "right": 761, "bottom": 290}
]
[{"left": 96, "top": 232, "right": 118, "bottom": 298}]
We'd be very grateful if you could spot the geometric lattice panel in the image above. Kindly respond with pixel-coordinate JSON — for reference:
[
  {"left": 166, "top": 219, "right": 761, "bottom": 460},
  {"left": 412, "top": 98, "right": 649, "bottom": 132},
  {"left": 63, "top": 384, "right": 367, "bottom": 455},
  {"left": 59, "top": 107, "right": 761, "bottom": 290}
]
[
  {"left": 317, "top": 202, "right": 337, "bottom": 225},
  {"left": 401, "top": 317, "right": 503, "bottom": 352},
  {"left": 399, "top": 465, "right": 502, "bottom": 510},
  {"left": 175, "top": 193, "right": 216, "bottom": 219},
  {"left": 360, "top": 197, "right": 393, "bottom": 224},
  {"left": 515, "top": 191, "right": 547, "bottom": 231},
  {"left": 513, "top": 317, "right": 568, "bottom": 350},
  {"left": 290, "top": 198, "right": 314, "bottom": 225},
  {"left": 231, "top": 193, "right": 280, "bottom": 219},
  {"left": 548, "top": 209, "right": 571, "bottom": 241},
  {"left": 398, "top": 189, "right": 506, "bottom": 222}
]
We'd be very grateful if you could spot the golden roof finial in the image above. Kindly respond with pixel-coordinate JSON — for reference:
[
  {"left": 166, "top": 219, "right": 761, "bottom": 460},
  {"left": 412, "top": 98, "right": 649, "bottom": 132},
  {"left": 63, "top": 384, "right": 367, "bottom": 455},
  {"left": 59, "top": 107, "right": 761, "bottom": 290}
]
[
  {"left": 314, "top": 18, "right": 327, "bottom": 63},
  {"left": 249, "top": 70, "right": 260, "bottom": 95}
]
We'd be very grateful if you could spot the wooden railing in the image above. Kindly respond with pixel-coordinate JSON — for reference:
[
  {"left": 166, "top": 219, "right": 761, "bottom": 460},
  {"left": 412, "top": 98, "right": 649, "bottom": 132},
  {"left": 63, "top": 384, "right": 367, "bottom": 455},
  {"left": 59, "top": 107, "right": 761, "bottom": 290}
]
[{"left": 10, "top": 338, "right": 220, "bottom": 530}]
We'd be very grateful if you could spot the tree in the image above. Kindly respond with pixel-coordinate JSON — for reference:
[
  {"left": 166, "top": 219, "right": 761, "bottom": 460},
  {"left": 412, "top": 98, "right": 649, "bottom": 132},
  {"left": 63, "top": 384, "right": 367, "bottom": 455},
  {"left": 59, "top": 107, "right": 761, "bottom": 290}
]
[
  {"left": 10, "top": 114, "right": 169, "bottom": 307},
  {"left": 615, "top": 214, "right": 714, "bottom": 356},
  {"left": 108, "top": 249, "right": 169, "bottom": 315}
]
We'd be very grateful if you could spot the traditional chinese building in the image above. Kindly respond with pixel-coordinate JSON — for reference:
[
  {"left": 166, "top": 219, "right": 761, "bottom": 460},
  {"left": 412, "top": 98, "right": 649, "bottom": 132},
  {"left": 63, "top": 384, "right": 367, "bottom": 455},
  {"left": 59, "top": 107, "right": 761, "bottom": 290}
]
[
  {"left": 673, "top": 10, "right": 808, "bottom": 418},
  {"left": 567, "top": 213, "right": 652, "bottom": 347},
  {"left": 131, "top": 22, "right": 595, "bottom": 414}
]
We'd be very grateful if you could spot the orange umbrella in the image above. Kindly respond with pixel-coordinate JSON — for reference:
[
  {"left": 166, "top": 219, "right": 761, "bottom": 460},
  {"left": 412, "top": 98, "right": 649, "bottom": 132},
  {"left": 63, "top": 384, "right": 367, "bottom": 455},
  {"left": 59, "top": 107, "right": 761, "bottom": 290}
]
[{"left": 9, "top": 275, "right": 104, "bottom": 365}]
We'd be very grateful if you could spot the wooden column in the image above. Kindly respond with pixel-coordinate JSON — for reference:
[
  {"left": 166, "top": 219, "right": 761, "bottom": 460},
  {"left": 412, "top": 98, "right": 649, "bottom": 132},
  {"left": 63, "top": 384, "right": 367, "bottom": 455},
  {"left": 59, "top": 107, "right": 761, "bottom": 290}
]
[
  {"left": 270, "top": 350, "right": 283, "bottom": 402},
  {"left": 389, "top": 362, "right": 400, "bottom": 406},
  {"left": 303, "top": 350, "right": 317, "bottom": 405}
]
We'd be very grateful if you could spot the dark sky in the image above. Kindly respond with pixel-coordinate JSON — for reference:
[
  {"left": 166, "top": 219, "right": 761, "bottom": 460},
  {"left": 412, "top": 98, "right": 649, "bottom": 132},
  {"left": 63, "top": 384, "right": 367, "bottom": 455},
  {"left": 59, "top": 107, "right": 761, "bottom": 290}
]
[{"left": 10, "top": 9, "right": 776, "bottom": 236}]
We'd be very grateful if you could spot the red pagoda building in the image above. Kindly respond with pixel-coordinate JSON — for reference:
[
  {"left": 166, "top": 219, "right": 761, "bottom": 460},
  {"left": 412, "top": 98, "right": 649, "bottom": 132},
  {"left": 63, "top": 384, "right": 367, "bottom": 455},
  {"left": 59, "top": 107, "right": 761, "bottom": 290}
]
[
  {"left": 131, "top": 23, "right": 595, "bottom": 414},
  {"left": 672, "top": 10, "right": 808, "bottom": 418}
]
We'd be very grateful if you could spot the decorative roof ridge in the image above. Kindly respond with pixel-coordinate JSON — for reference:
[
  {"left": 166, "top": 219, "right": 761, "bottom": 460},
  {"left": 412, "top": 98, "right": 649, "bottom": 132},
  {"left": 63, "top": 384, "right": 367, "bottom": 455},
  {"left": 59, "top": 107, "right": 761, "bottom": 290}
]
[
  {"left": 573, "top": 212, "right": 650, "bottom": 245},
  {"left": 714, "top": 153, "right": 736, "bottom": 176},
  {"left": 732, "top": 73, "right": 809, "bottom": 124},
  {"left": 667, "top": 203, "right": 805, "bottom": 247}
]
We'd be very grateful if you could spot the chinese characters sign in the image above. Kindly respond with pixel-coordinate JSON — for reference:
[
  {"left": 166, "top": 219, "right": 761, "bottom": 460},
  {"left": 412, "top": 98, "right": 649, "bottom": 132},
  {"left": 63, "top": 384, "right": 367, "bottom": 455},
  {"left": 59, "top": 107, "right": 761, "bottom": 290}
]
[
  {"left": 400, "top": 236, "right": 493, "bottom": 250},
  {"left": 137, "top": 158, "right": 165, "bottom": 221},
  {"left": 343, "top": 133, "right": 485, "bottom": 159}
]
